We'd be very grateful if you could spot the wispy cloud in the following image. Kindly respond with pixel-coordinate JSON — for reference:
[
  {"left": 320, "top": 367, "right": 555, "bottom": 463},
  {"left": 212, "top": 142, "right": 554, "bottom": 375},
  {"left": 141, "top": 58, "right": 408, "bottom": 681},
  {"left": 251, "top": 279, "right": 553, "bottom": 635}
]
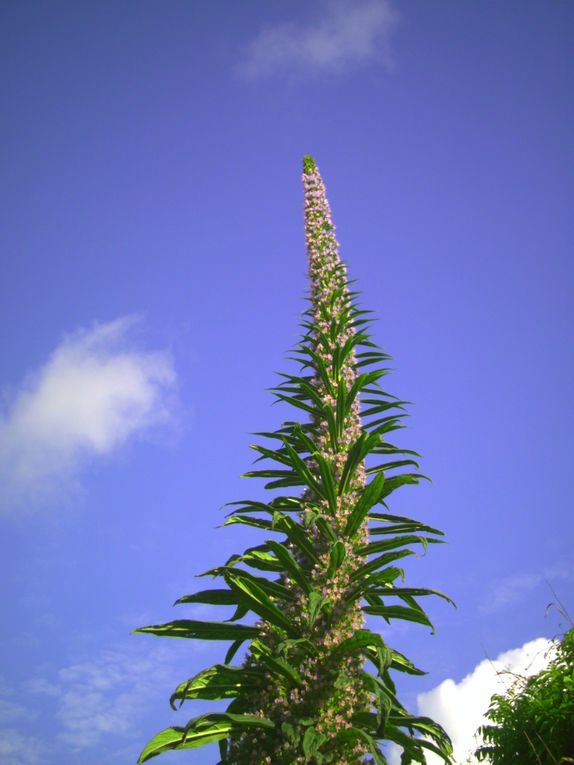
[
  {"left": 0, "top": 677, "right": 28, "bottom": 726},
  {"left": 0, "top": 676, "right": 44, "bottom": 764},
  {"left": 0, "top": 729, "right": 44, "bottom": 765},
  {"left": 28, "top": 642, "right": 188, "bottom": 753},
  {"left": 0, "top": 316, "right": 176, "bottom": 511},
  {"left": 415, "top": 637, "right": 557, "bottom": 764},
  {"left": 239, "top": 0, "right": 398, "bottom": 81},
  {"left": 479, "top": 561, "right": 574, "bottom": 614},
  {"left": 0, "top": 641, "right": 201, "bottom": 764}
]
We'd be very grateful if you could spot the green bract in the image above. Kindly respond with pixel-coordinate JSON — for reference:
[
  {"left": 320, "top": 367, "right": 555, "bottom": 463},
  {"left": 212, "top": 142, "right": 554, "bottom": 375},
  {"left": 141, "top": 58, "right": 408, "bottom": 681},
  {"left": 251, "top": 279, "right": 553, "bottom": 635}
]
[{"left": 134, "top": 157, "right": 454, "bottom": 765}]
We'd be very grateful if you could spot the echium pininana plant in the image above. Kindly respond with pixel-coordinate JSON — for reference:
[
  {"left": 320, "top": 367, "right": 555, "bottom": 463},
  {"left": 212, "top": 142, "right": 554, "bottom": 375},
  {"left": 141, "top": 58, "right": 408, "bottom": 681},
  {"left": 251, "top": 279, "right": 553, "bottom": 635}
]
[{"left": 135, "top": 156, "right": 454, "bottom": 765}]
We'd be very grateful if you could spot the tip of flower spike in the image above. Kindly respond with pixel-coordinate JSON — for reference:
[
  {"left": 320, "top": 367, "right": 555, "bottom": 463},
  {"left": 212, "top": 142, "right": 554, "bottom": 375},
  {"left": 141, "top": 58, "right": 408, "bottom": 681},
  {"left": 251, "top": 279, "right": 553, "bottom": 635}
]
[{"left": 302, "top": 155, "right": 317, "bottom": 174}]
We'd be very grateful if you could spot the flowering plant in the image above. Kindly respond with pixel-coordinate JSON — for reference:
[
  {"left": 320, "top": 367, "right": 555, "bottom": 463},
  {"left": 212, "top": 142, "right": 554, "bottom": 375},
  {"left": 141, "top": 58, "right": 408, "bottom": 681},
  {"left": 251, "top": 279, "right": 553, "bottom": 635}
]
[{"left": 135, "top": 156, "right": 454, "bottom": 764}]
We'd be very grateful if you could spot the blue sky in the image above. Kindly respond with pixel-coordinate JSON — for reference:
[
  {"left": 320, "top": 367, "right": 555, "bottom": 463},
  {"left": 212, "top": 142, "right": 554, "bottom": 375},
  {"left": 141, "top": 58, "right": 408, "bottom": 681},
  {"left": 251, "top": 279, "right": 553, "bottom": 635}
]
[{"left": 1, "top": 2, "right": 573, "bottom": 763}]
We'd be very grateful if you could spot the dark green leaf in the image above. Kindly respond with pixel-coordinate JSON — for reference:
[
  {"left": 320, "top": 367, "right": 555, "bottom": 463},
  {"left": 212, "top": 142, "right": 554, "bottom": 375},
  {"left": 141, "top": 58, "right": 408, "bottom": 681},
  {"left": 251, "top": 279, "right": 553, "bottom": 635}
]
[
  {"left": 363, "top": 604, "right": 435, "bottom": 632},
  {"left": 174, "top": 589, "right": 238, "bottom": 608},
  {"left": 267, "top": 540, "right": 311, "bottom": 594},
  {"left": 352, "top": 549, "right": 416, "bottom": 580},
  {"left": 169, "top": 664, "right": 260, "bottom": 707},
  {"left": 138, "top": 713, "right": 274, "bottom": 763},
  {"left": 224, "top": 570, "right": 298, "bottom": 636},
  {"left": 338, "top": 431, "right": 381, "bottom": 494},
  {"left": 250, "top": 639, "right": 303, "bottom": 685},
  {"left": 345, "top": 472, "right": 386, "bottom": 537},
  {"left": 133, "top": 620, "right": 259, "bottom": 642},
  {"left": 327, "top": 540, "right": 346, "bottom": 578},
  {"left": 303, "top": 726, "right": 327, "bottom": 762},
  {"left": 358, "top": 534, "right": 437, "bottom": 557}
]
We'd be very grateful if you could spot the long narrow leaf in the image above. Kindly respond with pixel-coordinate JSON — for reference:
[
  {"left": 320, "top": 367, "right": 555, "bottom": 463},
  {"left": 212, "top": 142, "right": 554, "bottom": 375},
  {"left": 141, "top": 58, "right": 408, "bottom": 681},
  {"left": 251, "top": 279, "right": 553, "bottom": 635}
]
[
  {"left": 133, "top": 620, "right": 259, "bottom": 641},
  {"left": 345, "top": 472, "right": 386, "bottom": 537},
  {"left": 267, "top": 540, "right": 312, "bottom": 594},
  {"left": 169, "top": 664, "right": 261, "bottom": 707},
  {"left": 138, "top": 714, "right": 274, "bottom": 763},
  {"left": 224, "top": 570, "right": 298, "bottom": 636},
  {"left": 174, "top": 589, "right": 238, "bottom": 607},
  {"left": 363, "top": 603, "right": 435, "bottom": 632}
]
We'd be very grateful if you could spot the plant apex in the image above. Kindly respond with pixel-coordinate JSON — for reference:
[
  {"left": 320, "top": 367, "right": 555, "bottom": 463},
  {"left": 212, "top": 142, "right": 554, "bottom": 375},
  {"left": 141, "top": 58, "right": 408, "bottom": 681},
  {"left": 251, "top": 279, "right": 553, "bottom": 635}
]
[{"left": 302, "top": 155, "right": 317, "bottom": 174}]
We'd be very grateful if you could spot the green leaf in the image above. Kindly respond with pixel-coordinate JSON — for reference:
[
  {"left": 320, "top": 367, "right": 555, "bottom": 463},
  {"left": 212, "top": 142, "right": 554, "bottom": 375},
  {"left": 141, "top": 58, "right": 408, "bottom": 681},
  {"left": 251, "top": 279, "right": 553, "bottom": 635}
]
[
  {"left": 315, "top": 514, "right": 338, "bottom": 543},
  {"left": 312, "top": 450, "right": 338, "bottom": 512},
  {"left": 281, "top": 437, "right": 325, "bottom": 497},
  {"left": 356, "top": 680, "right": 393, "bottom": 730},
  {"left": 336, "top": 377, "right": 348, "bottom": 437},
  {"left": 327, "top": 540, "right": 346, "bottom": 577},
  {"left": 385, "top": 716, "right": 453, "bottom": 763},
  {"left": 267, "top": 540, "right": 312, "bottom": 594},
  {"left": 138, "top": 726, "right": 216, "bottom": 762},
  {"left": 273, "top": 373, "right": 327, "bottom": 410},
  {"left": 349, "top": 566, "right": 404, "bottom": 598},
  {"left": 250, "top": 639, "right": 303, "bottom": 685},
  {"left": 365, "top": 475, "right": 423, "bottom": 502},
  {"left": 225, "top": 496, "right": 302, "bottom": 516},
  {"left": 223, "top": 514, "right": 273, "bottom": 532},
  {"left": 347, "top": 369, "right": 387, "bottom": 409},
  {"left": 133, "top": 619, "right": 259, "bottom": 641},
  {"left": 169, "top": 664, "right": 260, "bottom": 707},
  {"left": 307, "top": 590, "right": 328, "bottom": 627},
  {"left": 345, "top": 472, "right": 386, "bottom": 537},
  {"left": 363, "top": 603, "right": 435, "bottom": 632},
  {"left": 352, "top": 549, "right": 416, "bottom": 580},
  {"left": 338, "top": 430, "right": 381, "bottom": 494},
  {"left": 331, "top": 629, "right": 392, "bottom": 670},
  {"left": 241, "top": 467, "right": 304, "bottom": 488},
  {"left": 249, "top": 442, "right": 295, "bottom": 468},
  {"left": 224, "top": 569, "right": 298, "bottom": 636},
  {"left": 303, "top": 726, "right": 327, "bottom": 762},
  {"left": 273, "top": 391, "right": 318, "bottom": 416},
  {"left": 388, "top": 647, "right": 427, "bottom": 676},
  {"left": 362, "top": 399, "right": 407, "bottom": 418},
  {"left": 207, "top": 544, "right": 283, "bottom": 574},
  {"left": 138, "top": 713, "right": 274, "bottom": 763},
  {"left": 174, "top": 589, "right": 238, "bottom": 607},
  {"left": 224, "top": 639, "right": 245, "bottom": 664},
  {"left": 358, "top": 534, "right": 437, "bottom": 557},
  {"left": 271, "top": 511, "right": 319, "bottom": 564},
  {"left": 218, "top": 566, "right": 294, "bottom": 603},
  {"left": 366, "top": 460, "right": 420, "bottom": 479},
  {"left": 281, "top": 720, "right": 299, "bottom": 746},
  {"left": 289, "top": 422, "right": 320, "bottom": 455},
  {"left": 367, "top": 586, "right": 455, "bottom": 608},
  {"left": 368, "top": 512, "right": 444, "bottom": 537},
  {"left": 238, "top": 547, "right": 284, "bottom": 573}
]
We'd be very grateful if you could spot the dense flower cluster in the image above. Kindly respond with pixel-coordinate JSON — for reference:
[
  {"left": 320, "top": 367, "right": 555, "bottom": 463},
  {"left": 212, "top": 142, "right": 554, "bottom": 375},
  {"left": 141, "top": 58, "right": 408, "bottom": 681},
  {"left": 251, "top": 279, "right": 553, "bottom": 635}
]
[{"left": 228, "top": 158, "right": 374, "bottom": 764}]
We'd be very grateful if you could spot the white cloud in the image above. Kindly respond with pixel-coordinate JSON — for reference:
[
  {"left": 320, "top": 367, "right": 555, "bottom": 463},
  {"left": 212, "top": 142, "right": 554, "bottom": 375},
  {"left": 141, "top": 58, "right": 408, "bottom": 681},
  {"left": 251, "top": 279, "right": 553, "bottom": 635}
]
[
  {"left": 415, "top": 637, "right": 557, "bottom": 764},
  {"left": 239, "top": 0, "right": 397, "bottom": 81},
  {"left": 0, "top": 316, "right": 176, "bottom": 511}
]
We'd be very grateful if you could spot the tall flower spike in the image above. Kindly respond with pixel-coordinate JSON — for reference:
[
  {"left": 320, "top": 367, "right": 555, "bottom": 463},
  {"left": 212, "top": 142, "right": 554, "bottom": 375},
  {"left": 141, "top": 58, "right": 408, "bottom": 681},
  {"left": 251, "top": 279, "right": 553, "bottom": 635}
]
[{"left": 134, "top": 158, "right": 454, "bottom": 765}]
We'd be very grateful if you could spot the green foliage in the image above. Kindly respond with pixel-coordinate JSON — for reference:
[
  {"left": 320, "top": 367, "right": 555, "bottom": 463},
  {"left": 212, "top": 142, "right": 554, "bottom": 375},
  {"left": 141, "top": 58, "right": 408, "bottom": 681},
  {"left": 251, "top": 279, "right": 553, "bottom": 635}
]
[
  {"left": 134, "top": 157, "right": 453, "bottom": 764},
  {"left": 475, "top": 628, "right": 574, "bottom": 764}
]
